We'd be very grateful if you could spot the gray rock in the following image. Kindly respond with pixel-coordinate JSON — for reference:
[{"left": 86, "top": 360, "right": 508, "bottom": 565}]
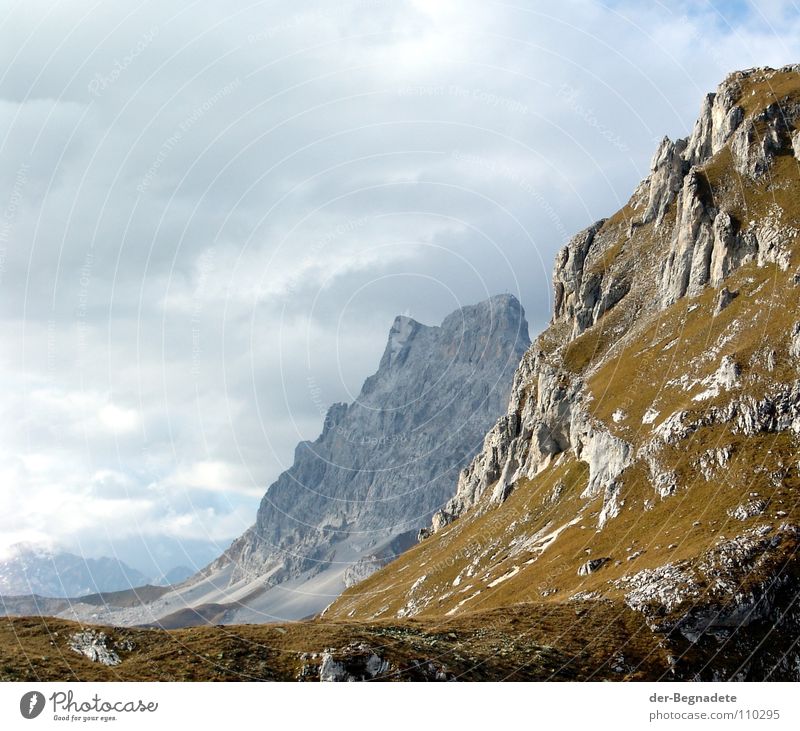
[
  {"left": 68, "top": 630, "right": 121, "bottom": 666},
  {"left": 659, "top": 168, "right": 715, "bottom": 306},
  {"left": 642, "top": 137, "right": 687, "bottom": 225},
  {"left": 215, "top": 295, "right": 529, "bottom": 585},
  {"left": 729, "top": 101, "right": 799, "bottom": 178},
  {"left": 683, "top": 83, "right": 743, "bottom": 166},
  {"left": 578, "top": 557, "right": 611, "bottom": 576},
  {"left": 728, "top": 500, "right": 767, "bottom": 521},
  {"left": 318, "top": 644, "right": 391, "bottom": 681},
  {"left": 552, "top": 220, "right": 606, "bottom": 336},
  {"left": 713, "top": 286, "right": 738, "bottom": 316},
  {"left": 790, "top": 323, "right": 800, "bottom": 358}
]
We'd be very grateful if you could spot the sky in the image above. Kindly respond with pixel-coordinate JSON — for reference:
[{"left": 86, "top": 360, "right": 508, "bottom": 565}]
[{"left": 1, "top": 0, "right": 799, "bottom": 576}]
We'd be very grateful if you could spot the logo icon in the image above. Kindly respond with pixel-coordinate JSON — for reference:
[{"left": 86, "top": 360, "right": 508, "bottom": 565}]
[{"left": 20, "top": 691, "right": 45, "bottom": 720}]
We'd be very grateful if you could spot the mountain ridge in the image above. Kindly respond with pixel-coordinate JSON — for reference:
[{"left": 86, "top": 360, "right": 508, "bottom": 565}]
[
  {"left": 34, "top": 294, "right": 529, "bottom": 626},
  {"left": 324, "top": 64, "right": 800, "bottom": 680},
  {"left": 0, "top": 544, "right": 150, "bottom": 598}
]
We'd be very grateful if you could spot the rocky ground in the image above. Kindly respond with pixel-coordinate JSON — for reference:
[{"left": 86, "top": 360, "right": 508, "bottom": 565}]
[{"left": 0, "top": 603, "right": 677, "bottom": 682}]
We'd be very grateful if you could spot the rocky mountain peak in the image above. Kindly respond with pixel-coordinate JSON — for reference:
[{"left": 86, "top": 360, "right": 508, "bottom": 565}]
[
  {"left": 191, "top": 294, "right": 530, "bottom": 618},
  {"left": 326, "top": 68, "right": 800, "bottom": 681},
  {"left": 382, "top": 315, "right": 423, "bottom": 368}
]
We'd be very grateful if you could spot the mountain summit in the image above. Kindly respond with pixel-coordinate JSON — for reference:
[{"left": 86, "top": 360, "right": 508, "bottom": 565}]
[
  {"left": 326, "top": 66, "right": 800, "bottom": 680},
  {"left": 0, "top": 544, "right": 149, "bottom": 598},
  {"left": 203, "top": 294, "right": 530, "bottom": 618},
  {"left": 43, "top": 295, "right": 529, "bottom": 626}
]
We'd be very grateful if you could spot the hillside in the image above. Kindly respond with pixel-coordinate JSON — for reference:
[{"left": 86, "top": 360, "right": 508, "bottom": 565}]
[
  {"left": 324, "top": 65, "right": 800, "bottom": 681},
  {"left": 3, "top": 65, "right": 800, "bottom": 682},
  {"left": 0, "top": 606, "right": 672, "bottom": 681}
]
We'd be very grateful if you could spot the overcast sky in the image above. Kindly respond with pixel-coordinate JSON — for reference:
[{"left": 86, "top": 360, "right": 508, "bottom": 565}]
[{"left": 1, "top": 0, "right": 799, "bottom": 575}]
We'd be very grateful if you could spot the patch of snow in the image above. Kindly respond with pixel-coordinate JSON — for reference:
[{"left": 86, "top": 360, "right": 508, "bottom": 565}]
[
  {"left": 445, "top": 590, "right": 482, "bottom": 616},
  {"left": 642, "top": 407, "right": 660, "bottom": 425},
  {"left": 487, "top": 566, "right": 520, "bottom": 588}
]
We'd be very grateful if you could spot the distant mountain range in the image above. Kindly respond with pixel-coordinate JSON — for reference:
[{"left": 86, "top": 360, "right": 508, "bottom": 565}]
[{"left": 0, "top": 544, "right": 190, "bottom": 597}]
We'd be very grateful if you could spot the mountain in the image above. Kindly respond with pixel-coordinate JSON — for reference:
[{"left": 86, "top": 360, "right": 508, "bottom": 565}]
[
  {"left": 152, "top": 566, "right": 194, "bottom": 586},
  {"left": 6, "top": 65, "right": 800, "bottom": 682},
  {"left": 324, "top": 65, "right": 800, "bottom": 680},
  {"left": 215, "top": 294, "right": 530, "bottom": 584},
  {"left": 0, "top": 545, "right": 149, "bottom": 598},
  {"left": 45, "top": 295, "right": 529, "bottom": 626}
]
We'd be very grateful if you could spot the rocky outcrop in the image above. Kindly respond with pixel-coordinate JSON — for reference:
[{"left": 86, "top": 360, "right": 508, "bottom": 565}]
[
  {"left": 297, "top": 642, "right": 454, "bottom": 682},
  {"left": 642, "top": 137, "right": 687, "bottom": 225},
  {"left": 683, "top": 86, "right": 743, "bottom": 166},
  {"left": 431, "top": 346, "right": 633, "bottom": 531},
  {"left": 659, "top": 168, "right": 717, "bottom": 305},
  {"left": 713, "top": 286, "right": 737, "bottom": 315},
  {"left": 730, "top": 99, "right": 800, "bottom": 177},
  {"left": 654, "top": 67, "right": 800, "bottom": 305},
  {"left": 709, "top": 212, "right": 748, "bottom": 287},
  {"left": 216, "top": 295, "right": 529, "bottom": 584},
  {"left": 68, "top": 630, "right": 131, "bottom": 666},
  {"left": 552, "top": 221, "right": 605, "bottom": 332}
]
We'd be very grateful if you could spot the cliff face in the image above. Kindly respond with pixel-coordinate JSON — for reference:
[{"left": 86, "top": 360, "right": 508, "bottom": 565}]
[
  {"left": 328, "top": 66, "right": 800, "bottom": 680},
  {"left": 432, "top": 65, "right": 800, "bottom": 532},
  {"left": 216, "top": 294, "right": 530, "bottom": 586}
]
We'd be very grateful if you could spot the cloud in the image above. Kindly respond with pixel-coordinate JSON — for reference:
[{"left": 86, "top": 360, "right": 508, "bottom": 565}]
[{"left": 1, "top": 0, "right": 799, "bottom": 571}]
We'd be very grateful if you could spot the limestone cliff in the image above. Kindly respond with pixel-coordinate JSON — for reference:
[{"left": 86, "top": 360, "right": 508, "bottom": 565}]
[
  {"left": 328, "top": 66, "right": 800, "bottom": 681},
  {"left": 214, "top": 294, "right": 529, "bottom": 586}
]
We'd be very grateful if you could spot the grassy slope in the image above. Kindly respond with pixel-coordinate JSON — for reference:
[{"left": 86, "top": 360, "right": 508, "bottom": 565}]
[
  {"left": 326, "top": 68, "right": 800, "bottom": 627},
  {"left": 0, "top": 606, "right": 672, "bottom": 681}
]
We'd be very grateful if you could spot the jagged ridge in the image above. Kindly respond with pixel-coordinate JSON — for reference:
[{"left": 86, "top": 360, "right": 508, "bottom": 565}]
[{"left": 327, "top": 65, "right": 800, "bottom": 681}]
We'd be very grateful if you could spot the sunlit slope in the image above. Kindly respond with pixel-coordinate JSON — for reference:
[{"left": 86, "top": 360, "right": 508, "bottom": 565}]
[{"left": 327, "top": 68, "right": 800, "bottom": 680}]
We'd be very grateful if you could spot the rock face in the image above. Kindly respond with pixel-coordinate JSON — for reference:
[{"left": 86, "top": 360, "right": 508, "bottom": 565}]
[
  {"left": 36, "top": 296, "right": 528, "bottom": 628},
  {"left": 327, "top": 66, "right": 800, "bottom": 681},
  {"left": 658, "top": 67, "right": 800, "bottom": 307},
  {"left": 426, "top": 65, "right": 800, "bottom": 533},
  {"left": 217, "top": 294, "right": 530, "bottom": 585}
]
